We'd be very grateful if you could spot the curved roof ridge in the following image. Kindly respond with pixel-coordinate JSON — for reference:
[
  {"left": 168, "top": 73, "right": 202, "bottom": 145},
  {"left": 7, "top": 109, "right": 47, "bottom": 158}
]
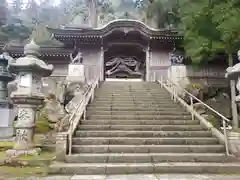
[{"left": 94, "top": 19, "right": 160, "bottom": 31}]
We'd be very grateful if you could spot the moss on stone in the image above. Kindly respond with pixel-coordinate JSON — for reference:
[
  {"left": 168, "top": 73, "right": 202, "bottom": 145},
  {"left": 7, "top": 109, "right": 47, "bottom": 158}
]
[
  {"left": 186, "top": 83, "right": 203, "bottom": 91},
  {"left": 206, "top": 115, "right": 221, "bottom": 129},
  {"left": 0, "top": 141, "right": 14, "bottom": 151},
  {"left": 0, "top": 149, "right": 55, "bottom": 160},
  {"left": 232, "top": 128, "right": 240, "bottom": 133},
  {"left": 0, "top": 166, "right": 47, "bottom": 177},
  {"left": 35, "top": 110, "right": 52, "bottom": 134}
]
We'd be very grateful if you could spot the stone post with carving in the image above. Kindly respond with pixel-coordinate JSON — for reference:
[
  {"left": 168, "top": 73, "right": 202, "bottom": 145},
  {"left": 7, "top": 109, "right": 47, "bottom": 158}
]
[
  {"left": 66, "top": 50, "right": 88, "bottom": 113},
  {"left": 6, "top": 40, "right": 53, "bottom": 156},
  {"left": 55, "top": 50, "right": 88, "bottom": 161},
  {"left": 225, "top": 50, "right": 240, "bottom": 156},
  {"left": 0, "top": 51, "right": 14, "bottom": 138}
]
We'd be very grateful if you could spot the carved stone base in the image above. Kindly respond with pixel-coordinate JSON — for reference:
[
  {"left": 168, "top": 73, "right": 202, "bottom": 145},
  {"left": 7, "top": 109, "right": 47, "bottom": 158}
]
[
  {"left": 5, "top": 148, "right": 41, "bottom": 158},
  {"left": 55, "top": 132, "right": 68, "bottom": 161},
  {"left": 228, "top": 131, "right": 240, "bottom": 157}
]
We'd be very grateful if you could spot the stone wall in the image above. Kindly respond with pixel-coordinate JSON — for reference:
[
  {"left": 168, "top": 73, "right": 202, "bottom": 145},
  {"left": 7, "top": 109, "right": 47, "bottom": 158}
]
[
  {"left": 148, "top": 49, "right": 227, "bottom": 87},
  {"left": 168, "top": 65, "right": 228, "bottom": 88}
]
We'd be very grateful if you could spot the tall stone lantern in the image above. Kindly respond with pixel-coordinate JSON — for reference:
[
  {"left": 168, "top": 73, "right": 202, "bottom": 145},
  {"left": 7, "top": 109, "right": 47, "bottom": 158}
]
[
  {"left": 7, "top": 40, "right": 53, "bottom": 156},
  {"left": 225, "top": 51, "right": 240, "bottom": 104},
  {"left": 225, "top": 50, "right": 240, "bottom": 156},
  {"left": 0, "top": 50, "right": 14, "bottom": 138}
]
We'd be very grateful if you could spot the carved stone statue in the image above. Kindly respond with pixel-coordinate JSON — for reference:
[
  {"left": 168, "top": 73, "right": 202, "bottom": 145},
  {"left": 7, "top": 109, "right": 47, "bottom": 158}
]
[
  {"left": 56, "top": 81, "right": 67, "bottom": 104},
  {"left": 70, "top": 48, "right": 83, "bottom": 64},
  {"left": 1, "top": 45, "right": 16, "bottom": 65},
  {"left": 169, "top": 47, "right": 184, "bottom": 65}
]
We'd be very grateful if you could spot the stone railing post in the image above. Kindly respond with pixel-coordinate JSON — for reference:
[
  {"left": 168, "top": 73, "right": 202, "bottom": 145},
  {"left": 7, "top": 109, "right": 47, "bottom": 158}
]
[
  {"left": 0, "top": 51, "right": 14, "bottom": 138},
  {"left": 6, "top": 40, "right": 53, "bottom": 156},
  {"left": 55, "top": 132, "right": 68, "bottom": 161}
]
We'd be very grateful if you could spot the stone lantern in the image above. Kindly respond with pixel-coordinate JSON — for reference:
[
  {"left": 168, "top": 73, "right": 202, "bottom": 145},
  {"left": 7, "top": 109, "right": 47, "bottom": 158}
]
[
  {"left": 225, "top": 50, "right": 240, "bottom": 156},
  {"left": 6, "top": 40, "right": 53, "bottom": 156},
  {"left": 0, "top": 50, "right": 14, "bottom": 138},
  {"left": 225, "top": 51, "right": 240, "bottom": 102}
]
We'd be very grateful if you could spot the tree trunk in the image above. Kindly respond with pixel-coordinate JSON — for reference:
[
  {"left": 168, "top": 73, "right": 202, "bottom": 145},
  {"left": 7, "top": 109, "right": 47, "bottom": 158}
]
[
  {"left": 0, "top": 0, "right": 7, "bottom": 26},
  {"left": 228, "top": 53, "right": 239, "bottom": 130},
  {"left": 89, "top": 0, "right": 98, "bottom": 28}
]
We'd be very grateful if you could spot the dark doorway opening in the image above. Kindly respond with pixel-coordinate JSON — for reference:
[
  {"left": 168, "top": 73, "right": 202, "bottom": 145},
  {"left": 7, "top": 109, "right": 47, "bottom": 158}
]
[{"left": 104, "top": 44, "right": 146, "bottom": 80}]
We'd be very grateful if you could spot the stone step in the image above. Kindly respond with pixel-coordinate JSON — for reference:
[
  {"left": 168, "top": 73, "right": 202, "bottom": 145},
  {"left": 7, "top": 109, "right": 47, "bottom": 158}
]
[
  {"left": 92, "top": 100, "right": 172, "bottom": 103},
  {"left": 91, "top": 102, "right": 176, "bottom": 106},
  {"left": 86, "top": 111, "right": 190, "bottom": 116},
  {"left": 87, "top": 114, "right": 192, "bottom": 120},
  {"left": 95, "top": 94, "right": 171, "bottom": 101},
  {"left": 80, "top": 119, "right": 198, "bottom": 125},
  {"left": 95, "top": 93, "right": 168, "bottom": 96},
  {"left": 94, "top": 93, "right": 170, "bottom": 97},
  {"left": 66, "top": 153, "right": 232, "bottom": 164},
  {"left": 98, "top": 86, "right": 162, "bottom": 88},
  {"left": 72, "top": 137, "right": 219, "bottom": 145},
  {"left": 49, "top": 162, "right": 240, "bottom": 175},
  {"left": 78, "top": 125, "right": 205, "bottom": 131},
  {"left": 87, "top": 105, "right": 185, "bottom": 111},
  {"left": 86, "top": 106, "right": 187, "bottom": 112},
  {"left": 98, "top": 85, "right": 162, "bottom": 88},
  {"left": 88, "top": 105, "right": 183, "bottom": 110},
  {"left": 92, "top": 99, "right": 172, "bottom": 102},
  {"left": 74, "top": 130, "right": 211, "bottom": 138},
  {"left": 96, "top": 88, "right": 169, "bottom": 95},
  {"left": 91, "top": 100, "right": 178, "bottom": 104},
  {"left": 72, "top": 144, "right": 225, "bottom": 154},
  {"left": 95, "top": 90, "right": 169, "bottom": 94}
]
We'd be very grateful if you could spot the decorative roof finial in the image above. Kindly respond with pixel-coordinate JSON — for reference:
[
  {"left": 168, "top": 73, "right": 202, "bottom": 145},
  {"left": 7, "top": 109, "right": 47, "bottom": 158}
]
[{"left": 24, "top": 39, "right": 41, "bottom": 57}]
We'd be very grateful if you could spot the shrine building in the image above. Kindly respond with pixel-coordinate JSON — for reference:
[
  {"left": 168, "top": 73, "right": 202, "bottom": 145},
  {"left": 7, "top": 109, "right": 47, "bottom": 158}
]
[{"left": 1, "top": 19, "right": 182, "bottom": 83}]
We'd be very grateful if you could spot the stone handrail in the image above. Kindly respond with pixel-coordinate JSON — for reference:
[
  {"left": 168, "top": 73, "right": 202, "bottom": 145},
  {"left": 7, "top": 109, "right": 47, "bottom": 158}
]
[
  {"left": 68, "top": 77, "right": 100, "bottom": 155},
  {"left": 158, "top": 77, "right": 230, "bottom": 156},
  {"left": 55, "top": 77, "right": 99, "bottom": 160}
]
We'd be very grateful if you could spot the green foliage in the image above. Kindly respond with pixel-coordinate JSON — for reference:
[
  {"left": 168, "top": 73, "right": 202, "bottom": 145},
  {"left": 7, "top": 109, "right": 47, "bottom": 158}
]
[
  {"left": 136, "top": 0, "right": 181, "bottom": 28},
  {"left": 179, "top": 0, "right": 240, "bottom": 65},
  {"left": 36, "top": 109, "right": 52, "bottom": 134},
  {"left": 186, "top": 83, "right": 203, "bottom": 90},
  {"left": 206, "top": 114, "right": 221, "bottom": 129},
  {"left": 30, "top": 24, "right": 63, "bottom": 46},
  {"left": 211, "top": 1, "right": 240, "bottom": 55},
  {"left": 0, "top": 17, "right": 32, "bottom": 42}
]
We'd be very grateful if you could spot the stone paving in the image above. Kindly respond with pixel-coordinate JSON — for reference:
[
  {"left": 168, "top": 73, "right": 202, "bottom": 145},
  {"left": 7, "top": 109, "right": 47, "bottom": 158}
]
[{"left": 8, "top": 174, "right": 240, "bottom": 180}]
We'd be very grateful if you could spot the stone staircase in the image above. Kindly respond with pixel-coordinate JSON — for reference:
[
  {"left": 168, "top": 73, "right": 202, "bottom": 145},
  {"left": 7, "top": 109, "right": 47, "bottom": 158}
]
[{"left": 50, "top": 81, "right": 240, "bottom": 174}]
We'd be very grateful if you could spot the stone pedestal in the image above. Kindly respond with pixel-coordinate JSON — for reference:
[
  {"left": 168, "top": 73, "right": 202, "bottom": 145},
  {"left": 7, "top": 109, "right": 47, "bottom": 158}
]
[
  {"left": 0, "top": 52, "right": 15, "bottom": 138},
  {"left": 228, "top": 131, "right": 240, "bottom": 157},
  {"left": 6, "top": 40, "right": 53, "bottom": 156},
  {"left": 66, "top": 64, "right": 85, "bottom": 82},
  {"left": 0, "top": 108, "right": 15, "bottom": 138},
  {"left": 65, "top": 63, "right": 88, "bottom": 113},
  {"left": 168, "top": 65, "right": 189, "bottom": 87},
  {"left": 55, "top": 132, "right": 68, "bottom": 161}
]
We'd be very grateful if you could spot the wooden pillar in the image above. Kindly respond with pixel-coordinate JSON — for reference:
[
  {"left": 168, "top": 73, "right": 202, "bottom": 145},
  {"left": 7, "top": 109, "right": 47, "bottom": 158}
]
[
  {"left": 146, "top": 45, "right": 150, "bottom": 82},
  {"left": 100, "top": 46, "right": 104, "bottom": 81}
]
